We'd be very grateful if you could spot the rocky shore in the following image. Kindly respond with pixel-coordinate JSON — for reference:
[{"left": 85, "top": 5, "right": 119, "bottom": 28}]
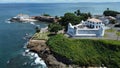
[
  {"left": 27, "top": 39, "right": 68, "bottom": 68},
  {"left": 8, "top": 14, "right": 60, "bottom": 23}
]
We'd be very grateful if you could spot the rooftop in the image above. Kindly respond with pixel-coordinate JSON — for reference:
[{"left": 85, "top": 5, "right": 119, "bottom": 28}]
[{"left": 88, "top": 18, "right": 102, "bottom": 23}]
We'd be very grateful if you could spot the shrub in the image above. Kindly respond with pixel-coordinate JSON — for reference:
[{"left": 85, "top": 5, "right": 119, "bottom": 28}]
[{"left": 48, "top": 23, "right": 63, "bottom": 34}]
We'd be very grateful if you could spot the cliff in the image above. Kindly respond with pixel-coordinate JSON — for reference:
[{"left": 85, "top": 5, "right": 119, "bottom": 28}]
[{"left": 27, "top": 40, "right": 68, "bottom": 68}]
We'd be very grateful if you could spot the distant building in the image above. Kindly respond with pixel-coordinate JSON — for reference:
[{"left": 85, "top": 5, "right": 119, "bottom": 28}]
[
  {"left": 9, "top": 14, "right": 37, "bottom": 22},
  {"left": 107, "top": 16, "right": 116, "bottom": 20},
  {"left": 98, "top": 16, "right": 109, "bottom": 25},
  {"left": 16, "top": 14, "right": 30, "bottom": 20},
  {"left": 116, "top": 14, "right": 120, "bottom": 19},
  {"left": 67, "top": 18, "right": 105, "bottom": 37}
]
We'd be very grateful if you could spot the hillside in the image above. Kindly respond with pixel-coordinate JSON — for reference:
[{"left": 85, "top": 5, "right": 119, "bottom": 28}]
[{"left": 47, "top": 34, "right": 120, "bottom": 68}]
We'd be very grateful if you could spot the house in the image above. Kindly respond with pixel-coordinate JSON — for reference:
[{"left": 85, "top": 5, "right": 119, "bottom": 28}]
[
  {"left": 67, "top": 18, "right": 105, "bottom": 37},
  {"left": 116, "top": 14, "right": 120, "bottom": 19},
  {"left": 98, "top": 16, "right": 109, "bottom": 25}
]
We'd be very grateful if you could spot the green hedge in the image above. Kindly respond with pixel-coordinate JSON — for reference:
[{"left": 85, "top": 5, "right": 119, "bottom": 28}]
[{"left": 47, "top": 34, "right": 120, "bottom": 67}]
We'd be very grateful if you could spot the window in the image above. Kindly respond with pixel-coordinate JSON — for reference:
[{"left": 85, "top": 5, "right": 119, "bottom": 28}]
[
  {"left": 96, "top": 26, "right": 98, "bottom": 28},
  {"left": 99, "top": 26, "right": 100, "bottom": 28}
]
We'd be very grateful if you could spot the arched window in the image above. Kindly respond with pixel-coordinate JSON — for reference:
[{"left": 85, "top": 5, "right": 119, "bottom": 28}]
[
  {"left": 99, "top": 26, "right": 101, "bottom": 28},
  {"left": 96, "top": 26, "right": 98, "bottom": 28}
]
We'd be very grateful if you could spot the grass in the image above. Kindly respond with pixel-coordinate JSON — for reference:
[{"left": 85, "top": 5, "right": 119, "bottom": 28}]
[
  {"left": 105, "top": 29, "right": 116, "bottom": 32},
  {"left": 32, "top": 32, "right": 49, "bottom": 40},
  {"left": 103, "top": 33, "right": 108, "bottom": 38},
  {"left": 47, "top": 34, "right": 120, "bottom": 67}
]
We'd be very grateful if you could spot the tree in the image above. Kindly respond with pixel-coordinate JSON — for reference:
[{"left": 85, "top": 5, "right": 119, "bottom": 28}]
[
  {"left": 103, "top": 9, "right": 120, "bottom": 17},
  {"left": 74, "top": 10, "right": 81, "bottom": 16},
  {"left": 110, "top": 19, "right": 116, "bottom": 24},
  {"left": 60, "top": 11, "right": 92, "bottom": 31},
  {"left": 43, "top": 14, "right": 50, "bottom": 16},
  {"left": 88, "top": 12, "right": 92, "bottom": 18},
  {"left": 48, "top": 23, "right": 63, "bottom": 34},
  {"left": 80, "top": 13, "right": 91, "bottom": 21},
  {"left": 60, "top": 13, "right": 81, "bottom": 26},
  {"left": 55, "top": 16, "right": 59, "bottom": 19}
]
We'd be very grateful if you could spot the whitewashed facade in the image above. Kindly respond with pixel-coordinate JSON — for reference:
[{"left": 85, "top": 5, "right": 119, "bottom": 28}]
[{"left": 67, "top": 18, "right": 105, "bottom": 37}]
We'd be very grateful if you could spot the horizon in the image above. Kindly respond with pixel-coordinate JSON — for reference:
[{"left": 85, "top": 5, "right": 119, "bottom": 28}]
[
  {"left": 0, "top": 2, "right": 120, "bottom": 4},
  {"left": 0, "top": 0, "right": 120, "bottom": 3}
]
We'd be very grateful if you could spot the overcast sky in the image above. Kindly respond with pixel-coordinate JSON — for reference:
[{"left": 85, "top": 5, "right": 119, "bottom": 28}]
[{"left": 0, "top": 0, "right": 120, "bottom": 3}]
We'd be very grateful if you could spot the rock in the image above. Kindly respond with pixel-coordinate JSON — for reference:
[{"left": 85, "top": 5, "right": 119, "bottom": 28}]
[{"left": 27, "top": 39, "right": 71, "bottom": 68}]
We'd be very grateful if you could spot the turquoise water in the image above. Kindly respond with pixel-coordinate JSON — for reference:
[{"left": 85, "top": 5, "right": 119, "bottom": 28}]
[{"left": 0, "top": 3, "right": 120, "bottom": 68}]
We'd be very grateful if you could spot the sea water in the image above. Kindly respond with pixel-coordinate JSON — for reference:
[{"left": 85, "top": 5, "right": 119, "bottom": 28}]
[{"left": 0, "top": 2, "right": 120, "bottom": 68}]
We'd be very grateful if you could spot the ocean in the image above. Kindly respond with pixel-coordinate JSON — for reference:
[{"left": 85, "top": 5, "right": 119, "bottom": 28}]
[{"left": 0, "top": 2, "right": 120, "bottom": 68}]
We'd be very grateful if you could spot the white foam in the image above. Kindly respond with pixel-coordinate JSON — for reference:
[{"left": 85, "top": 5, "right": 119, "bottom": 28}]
[
  {"left": 35, "top": 57, "right": 41, "bottom": 64},
  {"left": 22, "top": 52, "right": 26, "bottom": 56},
  {"left": 5, "top": 20, "right": 11, "bottom": 24},
  {"left": 30, "top": 22, "right": 35, "bottom": 25},
  {"left": 34, "top": 57, "right": 47, "bottom": 67},
  {"left": 23, "top": 42, "right": 29, "bottom": 48},
  {"left": 7, "top": 60, "right": 10, "bottom": 64},
  {"left": 34, "top": 53, "right": 39, "bottom": 57},
  {"left": 23, "top": 41, "right": 47, "bottom": 68},
  {"left": 30, "top": 52, "right": 35, "bottom": 56},
  {"left": 23, "top": 62, "right": 27, "bottom": 65},
  {"left": 25, "top": 49, "right": 29, "bottom": 53}
]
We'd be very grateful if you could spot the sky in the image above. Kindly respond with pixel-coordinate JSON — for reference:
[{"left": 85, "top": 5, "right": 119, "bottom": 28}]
[{"left": 0, "top": 0, "right": 120, "bottom": 3}]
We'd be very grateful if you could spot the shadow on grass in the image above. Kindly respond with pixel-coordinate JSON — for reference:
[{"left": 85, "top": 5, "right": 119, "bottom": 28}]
[{"left": 48, "top": 33, "right": 57, "bottom": 37}]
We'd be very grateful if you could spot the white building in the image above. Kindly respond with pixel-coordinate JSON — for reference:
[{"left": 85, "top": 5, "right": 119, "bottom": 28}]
[
  {"left": 67, "top": 18, "right": 105, "bottom": 37},
  {"left": 116, "top": 14, "right": 120, "bottom": 19}
]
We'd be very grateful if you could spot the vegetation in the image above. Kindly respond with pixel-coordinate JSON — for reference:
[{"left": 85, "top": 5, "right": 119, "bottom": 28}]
[
  {"left": 105, "top": 29, "right": 116, "bottom": 32},
  {"left": 103, "top": 8, "right": 120, "bottom": 17},
  {"left": 32, "top": 32, "right": 49, "bottom": 40},
  {"left": 48, "top": 23, "right": 63, "bottom": 34},
  {"left": 60, "top": 10, "right": 91, "bottom": 30},
  {"left": 74, "top": 9, "right": 81, "bottom": 16},
  {"left": 60, "top": 13, "right": 81, "bottom": 26},
  {"left": 47, "top": 34, "right": 120, "bottom": 68},
  {"left": 55, "top": 16, "right": 59, "bottom": 19},
  {"left": 43, "top": 14, "right": 50, "bottom": 16},
  {"left": 109, "top": 19, "right": 117, "bottom": 24}
]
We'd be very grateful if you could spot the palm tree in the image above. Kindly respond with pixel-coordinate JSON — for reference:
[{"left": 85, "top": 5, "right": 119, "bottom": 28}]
[{"left": 74, "top": 10, "right": 81, "bottom": 16}]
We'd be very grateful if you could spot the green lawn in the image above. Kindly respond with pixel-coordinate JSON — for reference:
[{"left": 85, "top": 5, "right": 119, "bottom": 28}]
[{"left": 47, "top": 34, "right": 120, "bottom": 67}]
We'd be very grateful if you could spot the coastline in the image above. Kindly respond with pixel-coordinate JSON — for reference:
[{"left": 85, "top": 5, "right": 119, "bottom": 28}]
[
  {"left": 23, "top": 40, "right": 47, "bottom": 68},
  {"left": 27, "top": 38, "right": 68, "bottom": 68}
]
